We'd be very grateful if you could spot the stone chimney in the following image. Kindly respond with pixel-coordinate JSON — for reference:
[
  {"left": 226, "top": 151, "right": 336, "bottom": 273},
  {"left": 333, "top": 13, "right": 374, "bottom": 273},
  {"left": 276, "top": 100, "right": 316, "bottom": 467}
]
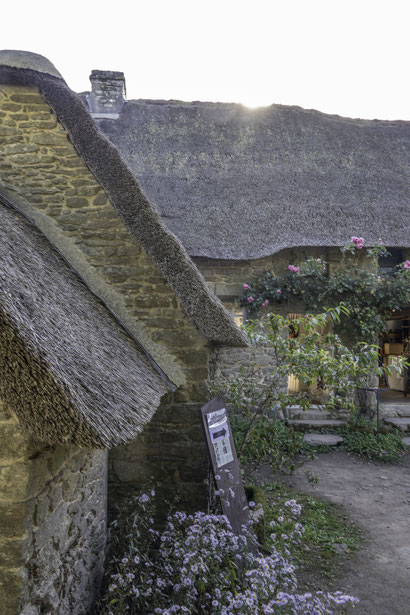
[{"left": 88, "top": 70, "right": 126, "bottom": 119}]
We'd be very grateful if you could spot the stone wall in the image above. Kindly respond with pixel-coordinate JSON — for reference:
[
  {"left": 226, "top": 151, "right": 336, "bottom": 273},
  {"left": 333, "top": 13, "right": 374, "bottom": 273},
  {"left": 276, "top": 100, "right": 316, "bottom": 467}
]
[
  {"left": 0, "top": 398, "right": 107, "bottom": 615},
  {"left": 109, "top": 398, "right": 208, "bottom": 516},
  {"left": 0, "top": 399, "right": 27, "bottom": 615}
]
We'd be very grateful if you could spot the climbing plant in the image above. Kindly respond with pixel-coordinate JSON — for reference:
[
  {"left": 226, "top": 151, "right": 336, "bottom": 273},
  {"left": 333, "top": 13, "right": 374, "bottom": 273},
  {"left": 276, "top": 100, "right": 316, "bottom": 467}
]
[{"left": 240, "top": 239, "right": 410, "bottom": 340}]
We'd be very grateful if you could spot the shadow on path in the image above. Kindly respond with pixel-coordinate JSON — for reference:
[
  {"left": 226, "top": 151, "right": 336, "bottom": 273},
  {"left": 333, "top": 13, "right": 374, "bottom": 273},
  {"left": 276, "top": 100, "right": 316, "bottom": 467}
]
[{"left": 284, "top": 451, "right": 410, "bottom": 615}]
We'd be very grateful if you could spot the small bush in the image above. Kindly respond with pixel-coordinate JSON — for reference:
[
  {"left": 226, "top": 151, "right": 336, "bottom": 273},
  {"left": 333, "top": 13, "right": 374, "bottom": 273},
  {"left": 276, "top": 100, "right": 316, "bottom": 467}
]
[
  {"left": 230, "top": 412, "right": 311, "bottom": 470},
  {"left": 340, "top": 428, "right": 407, "bottom": 463}
]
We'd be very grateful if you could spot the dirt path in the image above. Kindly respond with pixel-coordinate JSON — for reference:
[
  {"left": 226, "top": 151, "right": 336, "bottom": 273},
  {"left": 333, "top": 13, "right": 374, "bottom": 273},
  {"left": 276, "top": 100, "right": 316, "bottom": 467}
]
[{"left": 281, "top": 450, "right": 410, "bottom": 615}]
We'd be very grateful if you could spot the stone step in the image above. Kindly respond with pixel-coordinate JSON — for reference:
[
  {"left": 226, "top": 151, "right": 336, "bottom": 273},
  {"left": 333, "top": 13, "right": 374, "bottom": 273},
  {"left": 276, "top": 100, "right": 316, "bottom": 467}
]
[
  {"left": 380, "top": 404, "right": 410, "bottom": 418},
  {"left": 287, "top": 419, "right": 347, "bottom": 432},
  {"left": 383, "top": 417, "right": 410, "bottom": 432},
  {"left": 304, "top": 433, "right": 344, "bottom": 446},
  {"left": 285, "top": 407, "right": 349, "bottom": 421}
]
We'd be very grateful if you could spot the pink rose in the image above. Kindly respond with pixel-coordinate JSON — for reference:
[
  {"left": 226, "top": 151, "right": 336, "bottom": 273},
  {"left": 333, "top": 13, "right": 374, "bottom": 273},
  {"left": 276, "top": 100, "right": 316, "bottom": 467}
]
[
  {"left": 242, "top": 283, "right": 250, "bottom": 290},
  {"left": 352, "top": 236, "right": 364, "bottom": 249},
  {"left": 247, "top": 296, "right": 254, "bottom": 303},
  {"left": 288, "top": 265, "right": 300, "bottom": 273},
  {"left": 276, "top": 289, "right": 282, "bottom": 295},
  {"left": 262, "top": 299, "right": 269, "bottom": 308},
  {"left": 404, "top": 260, "right": 410, "bottom": 270}
]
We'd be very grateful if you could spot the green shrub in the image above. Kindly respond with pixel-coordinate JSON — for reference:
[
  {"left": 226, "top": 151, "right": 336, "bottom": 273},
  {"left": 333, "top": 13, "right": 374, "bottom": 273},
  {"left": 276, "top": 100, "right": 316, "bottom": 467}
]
[
  {"left": 229, "top": 412, "right": 311, "bottom": 470},
  {"left": 340, "top": 428, "right": 407, "bottom": 463}
]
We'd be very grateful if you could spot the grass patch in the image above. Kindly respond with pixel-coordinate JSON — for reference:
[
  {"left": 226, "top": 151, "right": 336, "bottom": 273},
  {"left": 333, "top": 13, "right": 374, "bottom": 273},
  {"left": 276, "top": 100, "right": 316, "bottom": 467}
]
[
  {"left": 263, "top": 481, "right": 362, "bottom": 582},
  {"left": 339, "top": 427, "right": 408, "bottom": 463}
]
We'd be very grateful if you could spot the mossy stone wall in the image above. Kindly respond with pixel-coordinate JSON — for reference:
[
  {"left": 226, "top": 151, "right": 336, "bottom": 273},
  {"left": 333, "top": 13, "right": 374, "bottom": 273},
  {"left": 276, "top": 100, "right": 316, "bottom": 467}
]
[{"left": 0, "top": 398, "right": 107, "bottom": 615}]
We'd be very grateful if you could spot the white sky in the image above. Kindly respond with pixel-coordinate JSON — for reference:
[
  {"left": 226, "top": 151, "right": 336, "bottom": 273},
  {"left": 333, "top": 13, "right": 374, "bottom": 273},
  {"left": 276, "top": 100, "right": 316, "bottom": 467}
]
[{"left": 3, "top": 0, "right": 410, "bottom": 120}]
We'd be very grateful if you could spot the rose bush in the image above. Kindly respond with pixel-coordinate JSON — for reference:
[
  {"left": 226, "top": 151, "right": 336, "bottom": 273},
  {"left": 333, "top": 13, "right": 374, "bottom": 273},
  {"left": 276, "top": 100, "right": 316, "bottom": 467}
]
[{"left": 240, "top": 240, "right": 410, "bottom": 340}]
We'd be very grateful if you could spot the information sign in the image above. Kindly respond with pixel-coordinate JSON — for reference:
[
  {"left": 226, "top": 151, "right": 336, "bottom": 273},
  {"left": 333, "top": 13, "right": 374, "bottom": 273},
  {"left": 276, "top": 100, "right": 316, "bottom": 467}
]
[{"left": 201, "top": 398, "right": 250, "bottom": 536}]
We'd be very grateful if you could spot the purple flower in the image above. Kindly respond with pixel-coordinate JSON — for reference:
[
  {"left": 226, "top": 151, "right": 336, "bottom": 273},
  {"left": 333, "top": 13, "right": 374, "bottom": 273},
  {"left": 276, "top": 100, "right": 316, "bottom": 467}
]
[
  {"left": 248, "top": 501, "right": 255, "bottom": 508},
  {"left": 288, "top": 265, "right": 300, "bottom": 273},
  {"left": 247, "top": 296, "right": 255, "bottom": 303},
  {"left": 276, "top": 289, "right": 282, "bottom": 295},
  {"left": 404, "top": 260, "right": 410, "bottom": 270},
  {"left": 243, "top": 283, "right": 250, "bottom": 290},
  {"left": 262, "top": 299, "right": 269, "bottom": 308}
]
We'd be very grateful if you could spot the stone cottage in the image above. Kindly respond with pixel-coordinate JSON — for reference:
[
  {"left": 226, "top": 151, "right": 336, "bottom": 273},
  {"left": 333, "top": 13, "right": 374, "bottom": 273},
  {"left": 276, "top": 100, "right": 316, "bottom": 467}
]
[
  {"left": 85, "top": 70, "right": 410, "bottom": 386},
  {"left": 0, "top": 50, "right": 247, "bottom": 615}
]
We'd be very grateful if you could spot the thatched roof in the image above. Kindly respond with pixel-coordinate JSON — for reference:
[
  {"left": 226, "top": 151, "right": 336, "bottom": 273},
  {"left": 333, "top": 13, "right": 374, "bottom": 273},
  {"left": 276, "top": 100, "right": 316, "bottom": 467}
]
[
  {"left": 93, "top": 98, "right": 410, "bottom": 260},
  {"left": 0, "top": 204, "right": 170, "bottom": 448},
  {"left": 0, "top": 50, "right": 247, "bottom": 347}
]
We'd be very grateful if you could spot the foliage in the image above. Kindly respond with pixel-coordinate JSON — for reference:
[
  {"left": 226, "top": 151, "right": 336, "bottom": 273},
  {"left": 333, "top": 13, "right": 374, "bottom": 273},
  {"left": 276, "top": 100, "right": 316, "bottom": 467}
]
[
  {"left": 264, "top": 482, "right": 361, "bottom": 579},
  {"left": 229, "top": 412, "right": 310, "bottom": 471},
  {"left": 240, "top": 240, "right": 410, "bottom": 339},
  {"left": 99, "top": 490, "right": 358, "bottom": 615},
  {"left": 214, "top": 307, "right": 389, "bottom": 463},
  {"left": 339, "top": 426, "right": 408, "bottom": 463}
]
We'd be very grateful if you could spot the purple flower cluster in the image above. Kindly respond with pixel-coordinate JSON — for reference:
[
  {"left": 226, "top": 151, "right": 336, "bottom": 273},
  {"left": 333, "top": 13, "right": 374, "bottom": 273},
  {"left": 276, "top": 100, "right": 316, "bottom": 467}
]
[{"left": 100, "top": 492, "right": 358, "bottom": 615}]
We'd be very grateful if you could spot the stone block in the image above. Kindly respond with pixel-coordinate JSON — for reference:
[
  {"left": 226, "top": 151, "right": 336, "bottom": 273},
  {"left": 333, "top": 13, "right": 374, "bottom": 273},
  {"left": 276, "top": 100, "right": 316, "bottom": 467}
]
[
  {"left": 0, "top": 568, "right": 22, "bottom": 615},
  {"left": 0, "top": 126, "right": 19, "bottom": 136},
  {"left": 7, "top": 153, "right": 39, "bottom": 164},
  {"left": 19, "top": 119, "right": 58, "bottom": 129},
  {"left": 215, "top": 283, "right": 244, "bottom": 297},
  {"left": 10, "top": 93, "right": 44, "bottom": 104},
  {"left": 0, "top": 462, "right": 30, "bottom": 500},
  {"left": 66, "top": 196, "right": 89, "bottom": 208},
  {"left": 0, "top": 423, "right": 36, "bottom": 460},
  {"left": 1, "top": 102, "right": 22, "bottom": 111},
  {"left": 32, "top": 132, "right": 68, "bottom": 146},
  {"left": 4, "top": 143, "right": 39, "bottom": 154},
  {"left": 93, "top": 192, "right": 108, "bottom": 206},
  {"left": 8, "top": 113, "right": 29, "bottom": 120},
  {"left": 0, "top": 502, "right": 25, "bottom": 538},
  {"left": 0, "top": 538, "right": 23, "bottom": 568},
  {"left": 304, "top": 434, "right": 344, "bottom": 446}
]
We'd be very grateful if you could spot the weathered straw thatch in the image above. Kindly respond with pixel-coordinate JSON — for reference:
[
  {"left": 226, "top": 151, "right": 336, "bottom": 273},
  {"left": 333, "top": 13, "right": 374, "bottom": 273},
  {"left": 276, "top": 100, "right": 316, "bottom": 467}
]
[
  {"left": 94, "top": 99, "right": 410, "bottom": 260},
  {"left": 0, "top": 50, "right": 247, "bottom": 347},
  {"left": 0, "top": 204, "right": 170, "bottom": 448}
]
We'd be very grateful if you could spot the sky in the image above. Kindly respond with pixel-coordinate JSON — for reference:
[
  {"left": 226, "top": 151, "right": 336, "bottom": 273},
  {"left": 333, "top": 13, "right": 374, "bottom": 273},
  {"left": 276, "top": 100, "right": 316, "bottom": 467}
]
[{"left": 2, "top": 0, "right": 410, "bottom": 120}]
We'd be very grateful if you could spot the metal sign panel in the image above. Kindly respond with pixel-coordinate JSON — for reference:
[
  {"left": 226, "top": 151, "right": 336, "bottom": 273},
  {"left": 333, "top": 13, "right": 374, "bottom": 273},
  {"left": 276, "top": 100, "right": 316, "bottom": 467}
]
[{"left": 201, "top": 398, "right": 250, "bottom": 536}]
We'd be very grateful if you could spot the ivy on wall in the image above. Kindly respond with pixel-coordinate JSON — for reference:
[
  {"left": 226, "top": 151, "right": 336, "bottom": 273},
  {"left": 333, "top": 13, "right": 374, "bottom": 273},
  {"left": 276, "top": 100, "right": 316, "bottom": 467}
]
[{"left": 240, "top": 239, "right": 410, "bottom": 339}]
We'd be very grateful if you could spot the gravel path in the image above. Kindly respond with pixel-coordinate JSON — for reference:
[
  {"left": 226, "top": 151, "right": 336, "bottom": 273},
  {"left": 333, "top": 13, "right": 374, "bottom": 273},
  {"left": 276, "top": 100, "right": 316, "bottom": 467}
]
[{"left": 285, "top": 450, "right": 410, "bottom": 615}]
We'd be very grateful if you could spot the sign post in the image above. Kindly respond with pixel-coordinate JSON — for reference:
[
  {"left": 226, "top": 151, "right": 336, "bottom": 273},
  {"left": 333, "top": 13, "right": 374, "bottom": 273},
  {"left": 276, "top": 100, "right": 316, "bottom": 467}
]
[{"left": 201, "top": 398, "right": 250, "bottom": 535}]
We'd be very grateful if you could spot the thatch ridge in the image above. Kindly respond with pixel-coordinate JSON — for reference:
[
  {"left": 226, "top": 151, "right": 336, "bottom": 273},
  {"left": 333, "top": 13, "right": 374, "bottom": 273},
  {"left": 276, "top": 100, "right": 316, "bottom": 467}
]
[
  {"left": 92, "top": 98, "right": 410, "bottom": 260},
  {"left": 0, "top": 205, "right": 169, "bottom": 448},
  {"left": 0, "top": 53, "right": 247, "bottom": 347}
]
